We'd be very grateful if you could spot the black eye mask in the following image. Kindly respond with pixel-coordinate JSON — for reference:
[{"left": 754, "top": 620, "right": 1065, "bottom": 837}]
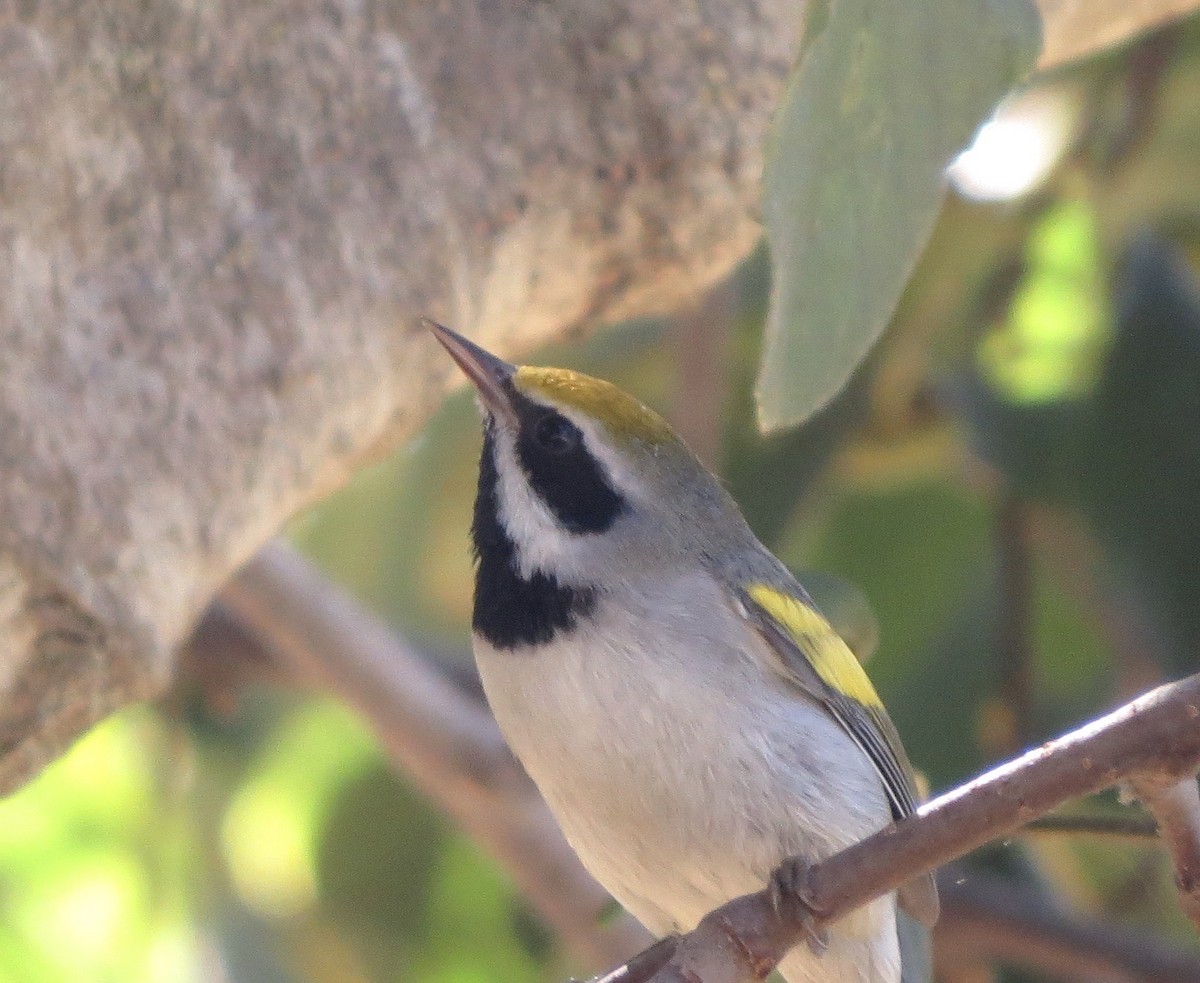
[{"left": 512, "top": 397, "right": 626, "bottom": 535}]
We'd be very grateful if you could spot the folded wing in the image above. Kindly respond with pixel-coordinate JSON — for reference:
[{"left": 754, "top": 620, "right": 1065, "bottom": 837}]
[{"left": 735, "top": 582, "right": 940, "bottom": 927}]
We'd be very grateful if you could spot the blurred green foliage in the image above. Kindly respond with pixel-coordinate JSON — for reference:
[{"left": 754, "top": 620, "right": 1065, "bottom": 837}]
[
  {"left": 5, "top": 16, "right": 1200, "bottom": 983},
  {"left": 0, "top": 711, "right": 198, "bottom": 983}
]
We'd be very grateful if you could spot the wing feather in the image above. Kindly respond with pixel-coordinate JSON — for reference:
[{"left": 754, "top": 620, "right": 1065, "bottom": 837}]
[{"left": 734, "top": 582, "right": 940, "bottom": 926}]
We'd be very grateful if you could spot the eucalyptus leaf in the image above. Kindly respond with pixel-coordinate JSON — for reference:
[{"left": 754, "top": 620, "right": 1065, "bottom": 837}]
[{"left": 757, "top": 0, "right": 1042, "bottom": 429}]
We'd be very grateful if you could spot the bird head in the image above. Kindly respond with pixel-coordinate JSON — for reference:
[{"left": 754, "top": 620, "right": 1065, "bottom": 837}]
[{"left": 428, "top": 321, "right": 753, "bottom": 620}]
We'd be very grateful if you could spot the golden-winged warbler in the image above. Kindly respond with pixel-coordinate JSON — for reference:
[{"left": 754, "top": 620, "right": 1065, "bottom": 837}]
[{"left": 429, "top": 321, "right": 937, "bottom": 983}]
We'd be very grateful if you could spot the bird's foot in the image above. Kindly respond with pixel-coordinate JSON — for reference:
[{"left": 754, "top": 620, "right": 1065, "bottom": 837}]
[{"left": 769, "top": 855, "right": 829, "bottom": 955}]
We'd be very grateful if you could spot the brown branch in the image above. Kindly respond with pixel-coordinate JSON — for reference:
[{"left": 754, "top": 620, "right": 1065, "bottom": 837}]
[
  {"left": 1024, "top": 811, "right": 1159, "bottom": 839},
  {"left": 1029, "top": 506, "right": 1200, "bottom": 930},
  {"left": 1127, "top": 773, "right": 1200, "bottom": 930},
  {"left": 600, "top": 672, "right": 1200, "bottom": 983},
  {"left": 218, "top": 541, "right": 652, "bottom": 971}
]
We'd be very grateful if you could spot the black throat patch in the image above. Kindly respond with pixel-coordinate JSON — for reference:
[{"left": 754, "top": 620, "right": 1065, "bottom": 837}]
[{"left": 471, "top": 426, "right": 598, "bottom": 649}]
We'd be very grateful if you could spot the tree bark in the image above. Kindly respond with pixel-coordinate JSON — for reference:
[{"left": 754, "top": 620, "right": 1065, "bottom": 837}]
[{"left": 1, "top": 0, "right": 1197, "bottom": 793}]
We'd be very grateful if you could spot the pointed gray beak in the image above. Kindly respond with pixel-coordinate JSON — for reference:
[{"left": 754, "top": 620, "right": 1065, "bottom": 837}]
[{"left": 425, "top": 319, "right": 520, "bottom": 426}]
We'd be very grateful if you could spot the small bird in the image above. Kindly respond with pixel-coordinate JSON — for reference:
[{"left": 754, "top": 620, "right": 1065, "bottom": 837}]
[{"left": 429, "top": 321, "right": 938, "bottom": 983}]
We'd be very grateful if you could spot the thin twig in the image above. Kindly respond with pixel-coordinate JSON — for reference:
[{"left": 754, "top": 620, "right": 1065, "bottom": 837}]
[{"left": 1024, "top": 812, "right": 1159, "bottom": 840}]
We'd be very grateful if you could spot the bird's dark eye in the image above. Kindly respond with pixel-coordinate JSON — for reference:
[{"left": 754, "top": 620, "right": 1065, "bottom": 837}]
[{"left": 533, "top": 413, "right": 580, "bottom": 455}]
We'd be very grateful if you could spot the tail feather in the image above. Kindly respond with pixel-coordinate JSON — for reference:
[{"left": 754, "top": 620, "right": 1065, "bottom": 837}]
[{"left": 897, "top": 910, "right": 933, "bottom": 983}]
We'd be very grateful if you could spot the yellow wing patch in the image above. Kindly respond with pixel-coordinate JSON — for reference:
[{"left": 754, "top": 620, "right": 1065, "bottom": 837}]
[
  {"left": 744, "top": 582, "right": 941, "bottom": 926},
  {"left": 746, "top": 584, "right": 884, "bottom": 710},
  {"left": 515, "top": 366, "right": 678, "bottom": 445}
]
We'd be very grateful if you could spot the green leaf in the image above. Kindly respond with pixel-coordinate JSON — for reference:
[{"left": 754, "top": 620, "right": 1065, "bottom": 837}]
[{"left": 757, "top": 0, "right": 1042, "bottom": 429}]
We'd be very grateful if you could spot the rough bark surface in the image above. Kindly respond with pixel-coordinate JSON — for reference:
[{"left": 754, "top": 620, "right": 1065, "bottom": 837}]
[{"left": 0, "top": 0, "right": 1196, "bottom": 794}]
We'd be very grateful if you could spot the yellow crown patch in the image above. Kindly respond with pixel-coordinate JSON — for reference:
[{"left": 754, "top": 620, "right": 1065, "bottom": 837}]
[{"left": 515, "top": 366, "right": 678, "bottom": 446}]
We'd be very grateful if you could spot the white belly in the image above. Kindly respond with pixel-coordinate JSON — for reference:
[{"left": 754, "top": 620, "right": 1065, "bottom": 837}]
[{"left": 473, "top": 569, "right": 901, "bottom": 982}]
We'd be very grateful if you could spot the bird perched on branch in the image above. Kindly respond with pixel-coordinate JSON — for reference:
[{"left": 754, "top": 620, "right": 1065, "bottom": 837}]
[{"left": 429, "top": 320, "right": 937, "bottom": 983}]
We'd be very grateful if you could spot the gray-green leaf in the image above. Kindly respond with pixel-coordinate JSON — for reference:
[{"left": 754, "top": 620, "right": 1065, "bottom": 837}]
[{"left": 757, "top": 0, "right": 1042, "bottom": 430}]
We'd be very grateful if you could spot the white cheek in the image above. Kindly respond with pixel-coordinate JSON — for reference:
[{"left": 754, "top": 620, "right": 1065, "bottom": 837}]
[
  {"left": 492, "top": 431, "right": 587, "bottom": 580},
  {"left": 490, "top": 416, "right": 653, "bottom": 585}
]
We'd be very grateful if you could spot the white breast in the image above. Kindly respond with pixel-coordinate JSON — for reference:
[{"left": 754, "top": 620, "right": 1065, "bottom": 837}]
[{"left": 472, "top": 569, "right": 894, "bottom": 947}]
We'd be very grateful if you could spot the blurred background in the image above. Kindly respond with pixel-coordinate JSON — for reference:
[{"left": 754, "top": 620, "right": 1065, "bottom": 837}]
[{"left": 4, "top": 17, "right": 1200, "bottom": 983}]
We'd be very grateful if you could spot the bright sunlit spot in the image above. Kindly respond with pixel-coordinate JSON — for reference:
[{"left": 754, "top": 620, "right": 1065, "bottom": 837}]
[
  {"left": 23, "top": 855, "right": 143, "bottom": 971},
  {"left": 949, "top": 87, "right": 1075, "bottom": 202},
  {"left": 976, "top": 197, "right": 1111, "bottom": 403},
  {"left": 220, "top": 702, "right": 379, "bottom": 919},
  {"left": 222, "top": 780, "right": 321, "bottom": 918},
  {"left": 55, "top": 865, "right": 133, "bottom": 952},
  {"left": 146, "top": 928, "right": 202, "bottom": 983}
]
